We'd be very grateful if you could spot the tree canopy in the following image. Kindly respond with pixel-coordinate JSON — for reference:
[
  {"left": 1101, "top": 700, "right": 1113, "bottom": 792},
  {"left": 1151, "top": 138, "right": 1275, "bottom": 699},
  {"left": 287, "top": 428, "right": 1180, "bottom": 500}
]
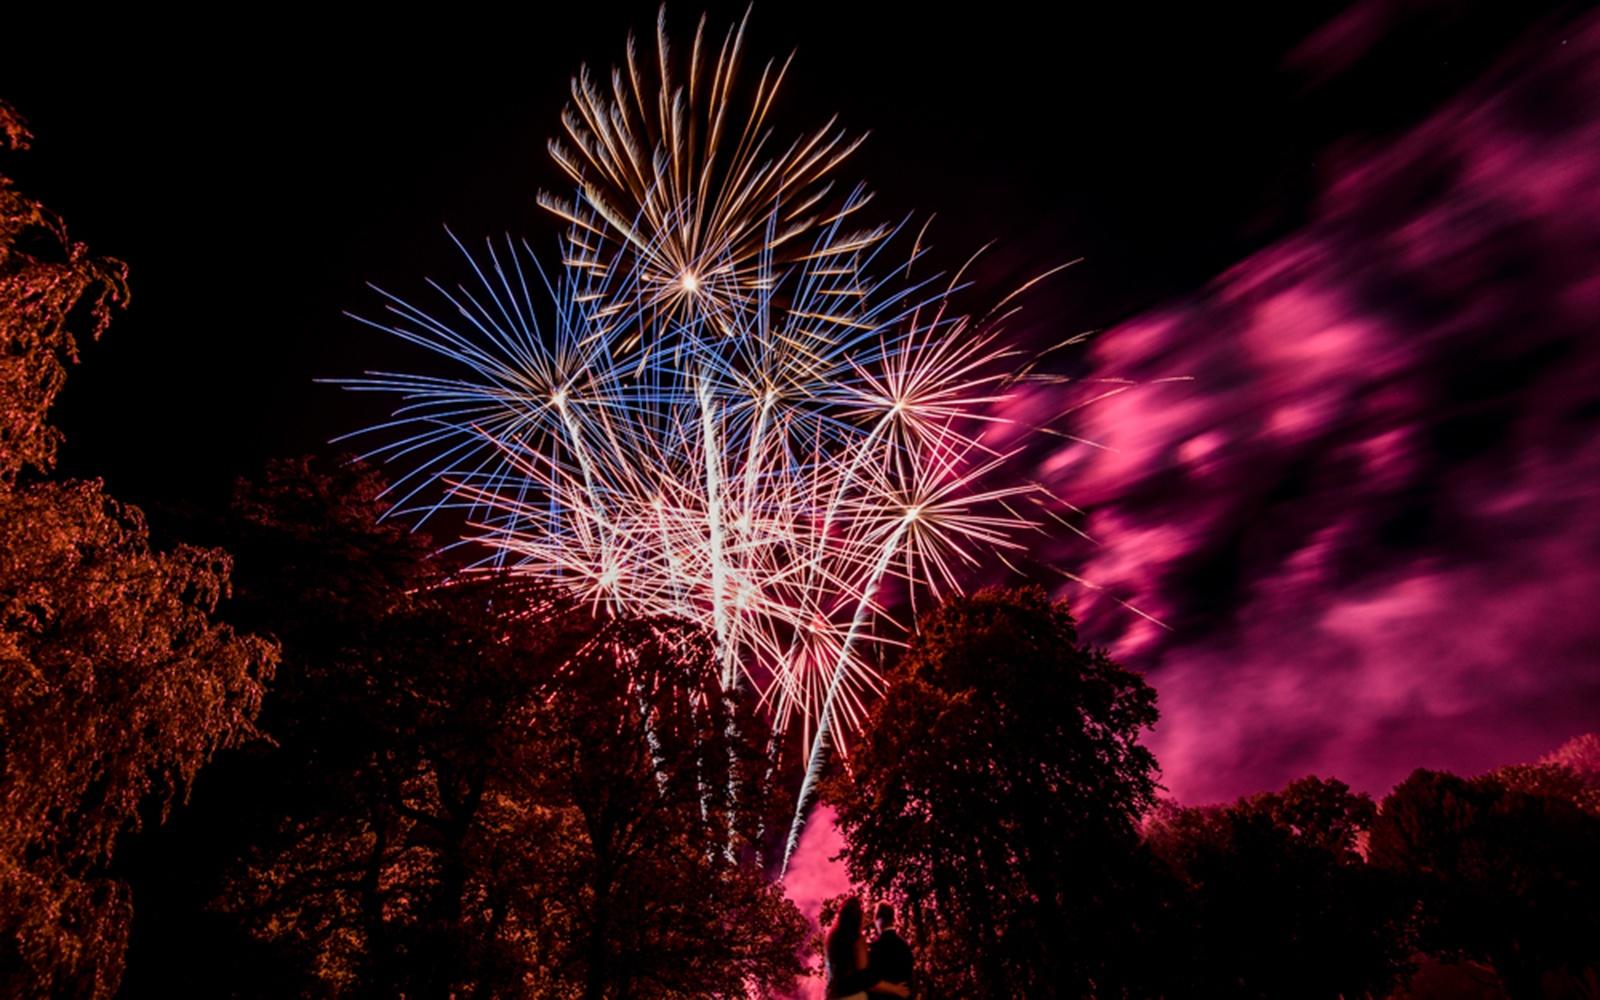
[
  {"left": 0, "top": 101, "right": 276, "bottom": 998},
  {"left": 122, "top": 456, "right": 808, "bottom": 999},
  {"left": 826, "top": 585, "right": 1161, "bottom": 998}
]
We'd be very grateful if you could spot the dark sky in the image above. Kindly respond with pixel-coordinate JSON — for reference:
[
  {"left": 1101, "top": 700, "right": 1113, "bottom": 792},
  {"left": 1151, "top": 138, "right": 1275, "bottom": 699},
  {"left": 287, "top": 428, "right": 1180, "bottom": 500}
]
[
  {"left": 5, "top": 0, "right": 1595, "bottom": 802},
  {"left": 2, "top": 0, "right": 1551, "bottom": 505}
]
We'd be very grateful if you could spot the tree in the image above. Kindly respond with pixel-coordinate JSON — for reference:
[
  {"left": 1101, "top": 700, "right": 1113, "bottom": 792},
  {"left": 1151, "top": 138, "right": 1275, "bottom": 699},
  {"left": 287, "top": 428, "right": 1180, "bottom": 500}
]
[
  {"left": 218, "top": 568, "right": 581, "bottom": 997},
  {"left": 1370, "top": 769, "right": 1600, "bottom": 1000},
  {"left": 0, "top": 102, "right": 124, "bottom": 483},
  {"left": 826, "top": 585, "right": 1161, "bottom": 998},
  {"left": 1143, "top": 777, "right": 1409, "bottom": 998},
  {"left": 0, "top": 102, "right": 277, "bottom": 998},
  {"left": 525, "top": 617, "right": 810, "bottom": 999},
  {"left": 1489, "top": 733, "right": 1600, "bottom": 816},
  {"left": 1541, "top": 732, "right": 1600, "bottom": 784},
  {"left": 130, "top": 456, "right": 807, "bottom": 998},
  {"left": 116, "top": 456, "right": 444, "bottom": 998}
]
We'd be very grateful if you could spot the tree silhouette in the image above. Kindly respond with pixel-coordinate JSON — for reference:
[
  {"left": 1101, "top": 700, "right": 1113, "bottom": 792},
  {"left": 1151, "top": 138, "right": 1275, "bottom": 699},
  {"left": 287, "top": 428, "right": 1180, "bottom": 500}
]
[
  {"left": 126, "top": 456, "right": 808, "bottom": 998},
  {"left": 528, "top": 617, "right": 810, "bottom": 999},
  {"left": 1370, "top": 768, "right": 1600, "bottom": 999},
  {"left": 1144, "top": 776, "right": 1409, "bottom": 998},
  {"left": 0, "top": 103, "right": 276, "bottom": 998},
  {"left": 117, "top": 456, "right": 446, "bottom": 997},
  {"left": 826, "top": 585, "right": 1160, "bottom": 998}
]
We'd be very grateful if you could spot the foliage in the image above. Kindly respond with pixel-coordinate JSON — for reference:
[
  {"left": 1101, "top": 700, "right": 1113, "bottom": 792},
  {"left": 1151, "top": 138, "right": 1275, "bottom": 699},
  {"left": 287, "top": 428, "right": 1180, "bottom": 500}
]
[
  {"left": 1541, "top": 732, "right": 1600, "bottom": 781},
  {"left": 1144, "top": 777, "right": 1410, "bottom": 999},
  {"left": 523, "top": 617, "right": 810, "bottom": 999},
  {"left": 0, "top": 101, "right": 126, "bottom": 485},
  {"left": 825, "top": 585, "right": 1160, "bottom": 998},
  {"left": 0, "top": 103, "right": 276, "bottom": 998},
  {"left": 126, "top": 457, "right": 809, "bottom": 999},
  {"left": 1370, "top": 767, "right": 1600, "bottom": 1000}
]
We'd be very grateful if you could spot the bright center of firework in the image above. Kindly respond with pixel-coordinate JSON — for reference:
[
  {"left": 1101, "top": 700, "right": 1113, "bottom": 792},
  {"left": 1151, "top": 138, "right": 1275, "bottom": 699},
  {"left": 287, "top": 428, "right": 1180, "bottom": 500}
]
[
  {"left": 905, "top": 505, "right": 924, "bottom": 523},
  {"left": 680, "top": 270, "right": 700, "bottom": 294}
]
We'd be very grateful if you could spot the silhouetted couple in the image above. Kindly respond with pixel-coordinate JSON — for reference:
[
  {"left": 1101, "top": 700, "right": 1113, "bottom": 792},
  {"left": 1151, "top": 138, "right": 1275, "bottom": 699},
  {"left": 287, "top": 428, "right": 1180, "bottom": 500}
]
[{"left": 824, "top": 897, "right": 914, "bottom": 999}]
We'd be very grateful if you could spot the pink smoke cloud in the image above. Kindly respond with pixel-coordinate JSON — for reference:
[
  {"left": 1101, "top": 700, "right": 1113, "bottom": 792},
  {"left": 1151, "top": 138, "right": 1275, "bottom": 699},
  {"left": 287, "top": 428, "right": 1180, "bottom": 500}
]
[
  {"left": 781, "top": 804, "right": 849, "bottom": 999},
  {"left": 1036, "top": 10, "right": 1600, "bottom": 804}
]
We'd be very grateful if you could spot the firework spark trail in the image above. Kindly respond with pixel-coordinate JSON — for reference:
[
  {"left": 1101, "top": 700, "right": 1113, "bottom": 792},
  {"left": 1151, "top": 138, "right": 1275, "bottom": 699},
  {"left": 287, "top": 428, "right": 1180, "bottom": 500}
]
[
  {"left": 336, "top": 9, "right": 1148, "bottom": 872},
  {"left": 539, "top": 6, "right": 885, "bottom": 339},
  {"left": 339, "top": 216, "right": 1044, "bottom": 848}
]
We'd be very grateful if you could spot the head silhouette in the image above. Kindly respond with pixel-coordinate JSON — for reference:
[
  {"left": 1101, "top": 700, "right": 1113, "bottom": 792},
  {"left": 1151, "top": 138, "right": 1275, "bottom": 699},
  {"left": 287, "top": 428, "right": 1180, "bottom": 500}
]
[
  {"left": 875, "top": 901, "right": 895, "bottom": 929},
  {"left": 826, "top": 895, "right": 864, "bottom": 973}
]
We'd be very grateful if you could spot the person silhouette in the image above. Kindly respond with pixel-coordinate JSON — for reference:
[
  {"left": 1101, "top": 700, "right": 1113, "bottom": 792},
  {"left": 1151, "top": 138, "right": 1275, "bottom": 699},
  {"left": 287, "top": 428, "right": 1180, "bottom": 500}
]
[
  {"left": 825, "top": 896, "right": 910, "bottom": 999},
  {"left": 867, "top": 901, "right": 913, "bottom": 998}
]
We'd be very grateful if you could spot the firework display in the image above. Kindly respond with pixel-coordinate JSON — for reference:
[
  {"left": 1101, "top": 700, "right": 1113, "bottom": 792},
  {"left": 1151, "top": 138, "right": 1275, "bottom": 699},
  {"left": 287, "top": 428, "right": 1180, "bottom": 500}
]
[{"left": 339, "top": 10, "right": 1049, "bottom": 866}]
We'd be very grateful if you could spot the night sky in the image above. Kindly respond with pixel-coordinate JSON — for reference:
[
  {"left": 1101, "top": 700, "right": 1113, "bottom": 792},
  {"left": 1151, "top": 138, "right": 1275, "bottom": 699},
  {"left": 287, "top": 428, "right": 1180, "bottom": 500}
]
[{"left": 5, "top": 0, "right": 1596, "bottom": 807}]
